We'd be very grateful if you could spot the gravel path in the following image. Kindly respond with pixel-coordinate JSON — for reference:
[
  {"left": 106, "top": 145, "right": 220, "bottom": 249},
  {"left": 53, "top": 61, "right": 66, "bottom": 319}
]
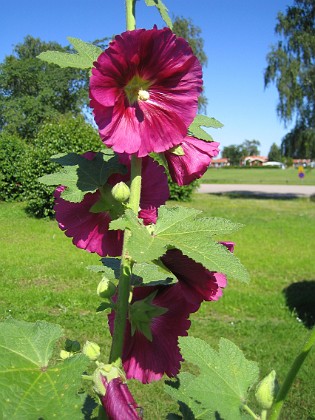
[{"left": 198, "top": 184, "right": 315, "bottom": 197}]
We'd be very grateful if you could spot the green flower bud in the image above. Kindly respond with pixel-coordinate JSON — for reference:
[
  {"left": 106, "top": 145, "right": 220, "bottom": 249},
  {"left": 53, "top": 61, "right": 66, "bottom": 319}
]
[
  {"left": 92, "top": 363, "right": 124, "bottom": 396},
  {"left": 60, "top": 349, "right": 72, "bottom": 360},
  {"left": 64, "top": 338, "right": 80, "bottom": 353},
  {"left": 111, "top": 182, "right": 130, "bottom": 202},
  {"left": 97, "top": 277, "right": 116, "bottom": 299},
  {"left": 82, "top": 341, "right": 101, "bottom": 361},
  {"left": 255, "top": 370, "right": 279, "bottom": 409}
]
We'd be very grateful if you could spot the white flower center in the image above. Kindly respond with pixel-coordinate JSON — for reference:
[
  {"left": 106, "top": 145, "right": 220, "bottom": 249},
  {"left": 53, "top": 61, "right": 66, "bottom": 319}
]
[{"left": 138, "top": 89, "right": 150, "bottom": 101}]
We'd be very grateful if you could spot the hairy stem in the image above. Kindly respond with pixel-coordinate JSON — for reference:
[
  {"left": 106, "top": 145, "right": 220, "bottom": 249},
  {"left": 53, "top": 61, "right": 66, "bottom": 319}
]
[
  {"left": 109, "top": 156, "right": 142, "bottom": 364},
  {"left": 268, "top": 327, "right": 315, "bottom": 420}
]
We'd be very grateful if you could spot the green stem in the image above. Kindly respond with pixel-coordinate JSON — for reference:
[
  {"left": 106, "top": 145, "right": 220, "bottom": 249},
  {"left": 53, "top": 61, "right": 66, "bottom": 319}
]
[
  {"left": 109, "top": 156, "right": 142, "bottom": 364},
  {"left": 268, "top": 327, "right": 315, "bottom": 420},
  {"left": 125, "top": 0, "right": 136, "bottom": 30},
  {"left": 242, "top": 404, "right": 259, "bottom": 420}
]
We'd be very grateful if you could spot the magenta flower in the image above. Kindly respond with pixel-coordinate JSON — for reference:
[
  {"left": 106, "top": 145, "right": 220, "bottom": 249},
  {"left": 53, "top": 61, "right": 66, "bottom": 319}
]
[
  {"left": 90, "top": 27, "right": 203, "bottom": 157},
  {"left": 54, "top": 154, "right": 169, "bottom": 257},
  {"left": 161, "top": 242, "right": 235, "bottom": 306},
  {"left": 164, "top": 137, "right": 220, "bottom": 186},
  {"left": 108, "top": 284, "right": 199, "bottom": 384},
  {"left": 99, "top": 375, "right": 141, "bottom": 420}
]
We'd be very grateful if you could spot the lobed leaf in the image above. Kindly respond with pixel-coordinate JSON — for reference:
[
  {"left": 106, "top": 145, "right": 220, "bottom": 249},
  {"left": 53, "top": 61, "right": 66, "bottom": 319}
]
[
  {"left": 165, "top": 337, "right": 259, "bottom": 420},
  {"left": 38, "top": 151, "right": 126, "bottom": 203},
  {"left": 37, "top": 37, "right": 102, "bottom": 69},
  {"left": 154, "top": 207, "right": 249, "bottom": 282},
  {"left": 0, "top": 318, "right": 89, "bottom": 419},
  {"left": 145, "top": 0, "right": 173, "bottom": 29},
  {"left": 189, "top": 114, "right": 223, "bottom": 142}
]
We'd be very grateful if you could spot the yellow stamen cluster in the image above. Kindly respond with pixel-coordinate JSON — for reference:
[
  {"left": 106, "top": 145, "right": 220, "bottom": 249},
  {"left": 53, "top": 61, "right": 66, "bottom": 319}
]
[{"left": 124, "top": 75, "right": 151, "bottom": 104}]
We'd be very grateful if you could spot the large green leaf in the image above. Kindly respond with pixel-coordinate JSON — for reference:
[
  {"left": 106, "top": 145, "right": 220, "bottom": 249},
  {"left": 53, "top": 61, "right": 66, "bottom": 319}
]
[
  {"left": 37, "top": 37, "right": 102, "bottom": 69},
  {"left": 38, "top": 151, "right": 126, "bottom": 203},
  {"left": 0, "top": 319, "right": 89, "bottom": 419},
  {"left": 154, "top": 207, "right": 249, "bottom": 282},
  {"left": 165, "top": 337, "right": 259, "bottom": 420},
  {"left": 189, "top": 114, "right": 223, "bottom": 142},
  {"left": 145, "top": 0, "right": 173, "bottom": 29}
]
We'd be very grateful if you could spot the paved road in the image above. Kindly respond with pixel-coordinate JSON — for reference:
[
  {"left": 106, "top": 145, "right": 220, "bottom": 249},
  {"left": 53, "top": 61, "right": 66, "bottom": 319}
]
[{"left": 198, "top": 184, "right": 315, "bottom": 197}]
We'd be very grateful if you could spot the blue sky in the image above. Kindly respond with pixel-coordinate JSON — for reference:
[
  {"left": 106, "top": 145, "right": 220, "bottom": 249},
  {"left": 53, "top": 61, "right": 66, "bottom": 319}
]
[{"left": 1, "top": 0, "right": 295, "bottom": 156}]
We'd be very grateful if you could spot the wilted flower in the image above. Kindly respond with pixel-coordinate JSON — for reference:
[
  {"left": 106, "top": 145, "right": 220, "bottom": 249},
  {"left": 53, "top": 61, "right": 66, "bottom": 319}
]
[
  {"left": 164, "top": 137, "right": 220, "bottom": 186},
  {"left": 54, "top": 154, "right": 169, "bottom": 257},
  {"left": 90, "top": 27, "right": 202, "bottom": 157}
]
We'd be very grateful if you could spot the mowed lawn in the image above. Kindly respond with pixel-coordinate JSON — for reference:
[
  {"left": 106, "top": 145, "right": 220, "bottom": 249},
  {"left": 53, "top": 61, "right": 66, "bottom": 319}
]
[
  {"left": 203, "top": 166, "right": 315, "bottom": 185},
  {"left": 1, "top": 196, "right": 315, "bottom": 419}
]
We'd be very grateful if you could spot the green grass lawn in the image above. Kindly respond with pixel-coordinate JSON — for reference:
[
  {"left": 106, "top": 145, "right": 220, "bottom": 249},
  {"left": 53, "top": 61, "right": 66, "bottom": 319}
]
[
  {"left": 1, "top": 197, "right": 315, "bottom": 419},
  {"left": 203, "top": 166, "right": 315, "bottom": 185}
]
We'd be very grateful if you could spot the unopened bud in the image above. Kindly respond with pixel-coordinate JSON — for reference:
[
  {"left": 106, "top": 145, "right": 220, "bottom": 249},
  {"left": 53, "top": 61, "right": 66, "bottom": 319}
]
[
  {"left": 60, "top": 350, "right": 72, "bottom": 360},
  {"left": 111, "top": 182, "right": 130, "bottom": 202},
  {"left": 64, "top": 339, "right": 80, "bottom": 353},
  {"left": 97, "top": 277, "right": 116, "bottom": 299},
  {"left": 82, "top": 341, "right": 101, "bottom": 361},
  {"left": 255, "top": 370, "right": 278, "bottom": 409}
]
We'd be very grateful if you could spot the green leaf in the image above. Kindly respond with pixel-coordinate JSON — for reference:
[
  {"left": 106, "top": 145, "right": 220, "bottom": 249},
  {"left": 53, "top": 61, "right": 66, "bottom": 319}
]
[
  {"left": 154, "top": 207, "right": 249, "bottom": 282},
  {"left": 110, "top": 210, "right": 166, "bottom": 263},
  {"left": 133, "top": 261, "right": 176, "bottom": 285},
  {"left": 165, "top": 337, "right": 259, "bottom": 420},
  {"left": 38, "top": 151, "right": 126, "bottom": 203},
  {"left": 144, "top": 0, "right": 173, "bottom": 29},
  {"left": 37, "top": 37, "right": 102, "bottom": 69},
  {"left": 0, "top": 318, "right": 89, "bottom": 419},
  {"left": 189, "top": 114, "right": 223, "bottom": 142}
]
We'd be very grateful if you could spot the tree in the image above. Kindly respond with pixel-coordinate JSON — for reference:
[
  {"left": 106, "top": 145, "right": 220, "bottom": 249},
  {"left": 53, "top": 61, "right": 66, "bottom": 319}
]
[
  {"left": 0, "top": 36, "right": 88, "bottom": 140},
  {"left": 241, "top": 139, "right": 261, "bottom": 156},
  {"left": 173, "top": 16, "right": 208, "bottom": 113},
  {"left": 268, "top": 142, "right": 282, "bottom": 161},
  {"left": 264, "top": 0, "right": 315, "bottom": 128},
  {"left": 222, "top": 145, "right": 243, "bottom": 165},
  {"left": 281, "top": 123, "right": 315, "bottom": 158}
]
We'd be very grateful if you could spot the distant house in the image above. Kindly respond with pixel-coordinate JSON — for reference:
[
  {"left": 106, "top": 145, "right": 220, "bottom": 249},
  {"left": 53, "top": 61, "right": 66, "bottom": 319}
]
[
  {"left": 242, "top": 156, "right": 268, "bottom": 166},
  {"left": 293, "top": 159, "right": 312, "bottom": 168},
  {"left": 211, "top": 158, "right": 230, "bottom": 167}
]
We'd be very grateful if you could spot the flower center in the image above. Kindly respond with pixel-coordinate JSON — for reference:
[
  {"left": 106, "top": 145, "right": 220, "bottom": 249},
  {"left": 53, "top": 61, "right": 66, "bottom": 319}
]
[{"left": 124, "top": 75, "right": 151, "bottom": 105}]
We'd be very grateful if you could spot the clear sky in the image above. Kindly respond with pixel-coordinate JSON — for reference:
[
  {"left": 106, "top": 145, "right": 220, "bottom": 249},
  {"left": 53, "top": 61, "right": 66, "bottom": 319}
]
[{"left": 1, "top": 0, "right": 295, "bottom": 156}]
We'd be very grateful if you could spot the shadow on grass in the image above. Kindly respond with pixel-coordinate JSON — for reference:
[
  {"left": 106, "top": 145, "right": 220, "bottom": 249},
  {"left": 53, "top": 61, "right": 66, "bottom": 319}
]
[
  {"left": 210, "top": 192, "right": 302, "bottom": 200},
  {"left": 283, "top": 280, "right": 315, "bottom": 329}
]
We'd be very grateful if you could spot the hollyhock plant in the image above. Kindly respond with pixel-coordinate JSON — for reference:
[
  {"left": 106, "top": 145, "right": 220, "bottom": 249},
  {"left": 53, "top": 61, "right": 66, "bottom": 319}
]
[
  {"left": 90, "top": 26, "right": 203, "bottom": 157},
  {"left": 108, "top": 284, "right": 200, "bottom": 384},
  {"left": 161, "top": 242, "right": 235, "bottom": 306},
  {"left": 54, "top": 154, "right": 169, "bottom": 257},
  {"left": 164, "top": 137, "right": 220, "bottom": 186}
]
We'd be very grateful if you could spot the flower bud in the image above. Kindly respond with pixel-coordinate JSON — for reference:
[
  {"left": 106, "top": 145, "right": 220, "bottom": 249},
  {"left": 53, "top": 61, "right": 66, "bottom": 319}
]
[
  {"left": 64, "top": 339, "right": 80, "bottom": 353},
  {"left": 60, "top": 349, "right": 72, "bottom": 360},
  {"left": 111, "top": 182, "right": 130, "bottom": 203},
  {"left": 97, "top": 277, "right": 116, "bottom": 299},
  {"left": 82, "top": 341, "right": 101, "bottom": 361},
  {"left": 255, "top": 370, "right": 278, "bottom": 409}
]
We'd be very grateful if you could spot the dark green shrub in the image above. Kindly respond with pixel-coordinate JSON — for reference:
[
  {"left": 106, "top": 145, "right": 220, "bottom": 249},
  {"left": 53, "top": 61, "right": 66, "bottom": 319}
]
[
  {"left": 0, "top": 132, "right": 29, "bottom": 201},
  {"left": 21, "top": 115, "right": 103, "bottom": 218},
  {"left": 168, "top": 178, "right": 199, "bottom": 201}
]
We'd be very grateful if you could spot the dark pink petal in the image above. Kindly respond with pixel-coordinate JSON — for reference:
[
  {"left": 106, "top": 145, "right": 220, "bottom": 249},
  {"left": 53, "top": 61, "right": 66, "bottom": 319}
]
[
  {"left": 54, "top": 187, "right": 123, "bottom": 257},
  {"left": 164, "top": 137, "right": 220, "bottom": 186},
  {"left": 90, "top": 27, "right": 203, "bottom": 157},
  {"left": 161, "top": 245, "right": 234, "bottom": 306},
  {"left": 108, "top": 284, "right": 198, "bottom": 383},
  {"left": 100, "top": 376, "right": 142, "bottom": 420}
]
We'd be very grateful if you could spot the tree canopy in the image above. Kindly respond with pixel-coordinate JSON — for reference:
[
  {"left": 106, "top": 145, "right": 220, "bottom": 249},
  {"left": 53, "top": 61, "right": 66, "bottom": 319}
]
[
  {"left": 268, "top": 143, "right": 282, "bottom": 161},
  {"left": 0, "top": 36, "right": 88, "bottom": 140},
  {"left": 264, "top": 0, "right": 315, "bottom": 127},
  {"left": 281, "top": 123, "right": 315, "bottom": 158},
  {"left": 222, "top": 140, "right": 261, "bottom": 165}
]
